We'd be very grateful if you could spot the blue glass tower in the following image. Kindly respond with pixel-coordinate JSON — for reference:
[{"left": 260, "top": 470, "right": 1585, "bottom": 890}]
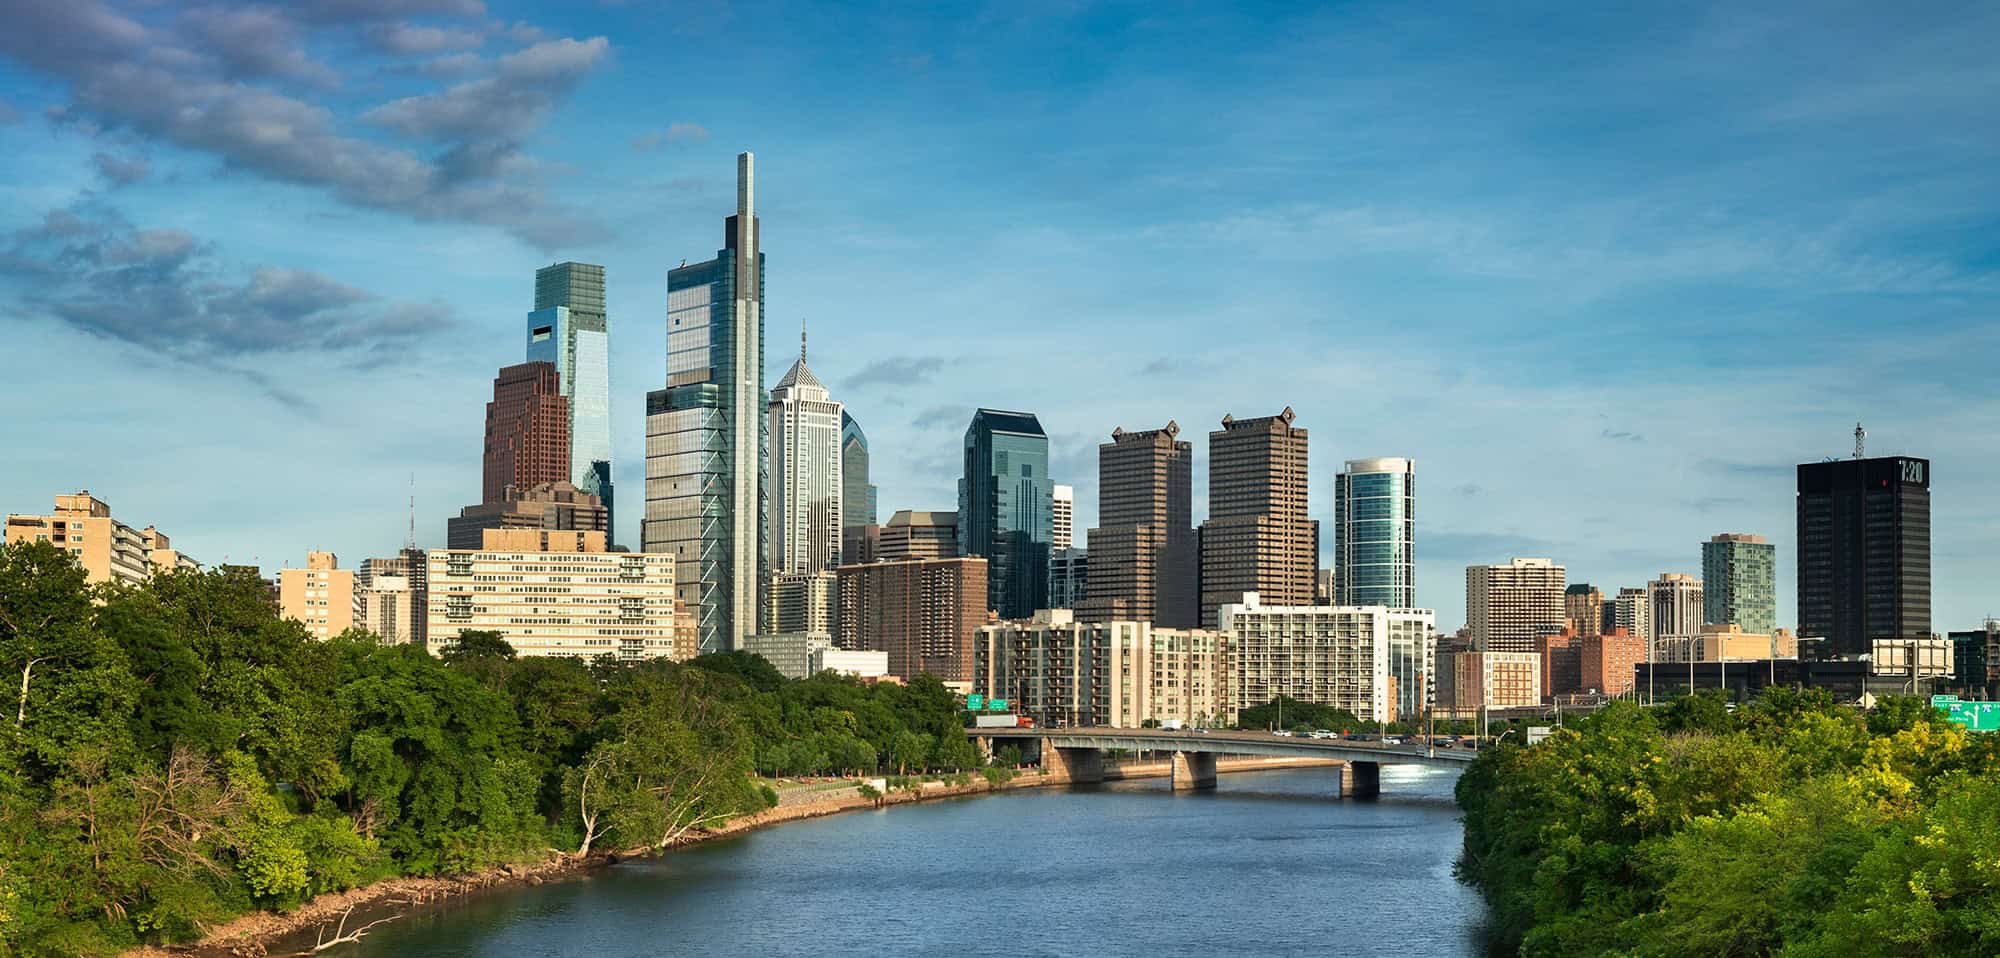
[
  {"left": 644, "top": 153, "right": 766, "bottom": 653},
  {"left": 1334, "top": 457, "right": 1416, "bottom": 608},
  {"left": 526, "top": 261, "right": 613, "bottom": 542},
  {"left": 958, "top": 409, "right": 1052, "bottom": 619}
]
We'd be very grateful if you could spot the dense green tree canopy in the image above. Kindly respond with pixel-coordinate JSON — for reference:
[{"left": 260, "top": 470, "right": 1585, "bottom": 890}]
[
  {"left": 0, "top": 541, "right": 990, "bottom": 956},
  {"left": 1458, "top": 688, "right": 2000, "bottom": 957}
]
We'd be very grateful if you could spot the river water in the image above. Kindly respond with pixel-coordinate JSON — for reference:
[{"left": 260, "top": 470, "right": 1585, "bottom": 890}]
[{"left": 338, "top": 765, "right": 1483, "bottom": 957}]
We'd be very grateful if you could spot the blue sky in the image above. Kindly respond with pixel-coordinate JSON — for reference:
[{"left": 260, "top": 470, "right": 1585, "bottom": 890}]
[{"left": 2, "top": 1, "right": 1995, "bottom": 631}]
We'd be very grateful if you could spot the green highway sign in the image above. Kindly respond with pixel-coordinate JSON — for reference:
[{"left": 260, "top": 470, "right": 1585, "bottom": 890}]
[
  {"left": 1940, "top": 700, "right": 2000, "bottom": 733},
  {"left": 966, "top": 694, "right": 985, "bottom": 710},
  {"left": 1932, "top": 694, "right": 1961, "bottom": 705},
  {"left": 990, "top": 698, "right": 1009, "bottom": 710}
]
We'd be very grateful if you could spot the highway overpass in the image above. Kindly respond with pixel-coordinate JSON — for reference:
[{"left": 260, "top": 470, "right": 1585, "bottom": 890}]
[{"left": 966, "top": 727, "right": 1475, "bottom": 797}]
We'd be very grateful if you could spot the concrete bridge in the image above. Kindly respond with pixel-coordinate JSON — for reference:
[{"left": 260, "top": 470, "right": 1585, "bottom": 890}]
[{"left": 967, "top": 728, "right": 1475, "bottom": 798}]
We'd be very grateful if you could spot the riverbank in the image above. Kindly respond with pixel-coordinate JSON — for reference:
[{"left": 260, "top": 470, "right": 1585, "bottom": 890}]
[{"left": 126, "top": 755, "right": 1337, "bottom": 957}]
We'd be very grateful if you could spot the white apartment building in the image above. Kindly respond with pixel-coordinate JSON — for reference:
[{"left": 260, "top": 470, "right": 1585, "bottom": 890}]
[
  {"left": 972, "top": 610, "right": 1235, "bottom": 728},
  {"left": 1217, "top": 593, "right": 1436, "bottom": 725},
  {"left": 424, "top": 532, "right": 677, "bottom": 660}
]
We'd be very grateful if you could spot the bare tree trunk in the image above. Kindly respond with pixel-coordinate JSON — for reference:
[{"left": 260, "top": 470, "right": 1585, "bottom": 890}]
[{"left": 17, "top": 657, "right": 46, "bottom": 728}]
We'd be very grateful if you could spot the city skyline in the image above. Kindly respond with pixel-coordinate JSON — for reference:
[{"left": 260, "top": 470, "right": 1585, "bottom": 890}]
[{"left": 2, "top": 2, "right": 1996, "bottom": 633}]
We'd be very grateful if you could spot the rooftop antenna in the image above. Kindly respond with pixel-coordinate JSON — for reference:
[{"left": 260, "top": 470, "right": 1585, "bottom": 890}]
[
  {"left": 407, "top": 473, "right": 416, "bottom": 549},
  {"left": 800, "top": 317, "right": 808, "bottom": 364},
  {"left": 1853, "top": 421, "right": 1866, "bottom": 459}
]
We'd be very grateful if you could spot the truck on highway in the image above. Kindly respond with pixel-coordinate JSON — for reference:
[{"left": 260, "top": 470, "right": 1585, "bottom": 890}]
[
  {"left": 1160, "top": 719, "right": 1185, "bottom": 731},
  {"left": 973, "top": 714, "right": 1034, "bottom": 728}
]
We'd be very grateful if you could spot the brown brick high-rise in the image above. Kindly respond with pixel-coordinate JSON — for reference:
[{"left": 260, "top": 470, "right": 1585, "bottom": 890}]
[
  {"left": 483, "top": 362, "right": 570, "bottom": 505},
  {"left": 836, "top": 557, "right": 988, "bottom": 682},
  {"left": 1080, "top": 422, "right": 1197, "bottom": 628},
  {"left": 1199, "top": 407, "right": 1318, "bottom": 626}
]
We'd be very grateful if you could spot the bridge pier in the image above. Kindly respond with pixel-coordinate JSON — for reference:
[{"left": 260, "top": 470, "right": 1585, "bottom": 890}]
[
  {"left": 1170, "top": 751, "right": 1217, "bottom": 790},
  {"left": 1042, "top": 746, "right": 1105, "bottom": 784},
  {"left": 1339, "top": 761, "right": 1380, "bottom": 799}
]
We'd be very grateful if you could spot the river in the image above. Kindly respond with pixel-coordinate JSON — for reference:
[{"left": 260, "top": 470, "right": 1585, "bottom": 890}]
[{"left": 335, "top": 765, "right": 1483, "bottom": 957}]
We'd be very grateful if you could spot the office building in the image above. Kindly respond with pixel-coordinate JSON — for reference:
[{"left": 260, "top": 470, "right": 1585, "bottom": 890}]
[
  {"left": 1612, "top": 586, "right": 1651, "bottom": 640},
  {"left": 1080, "top": 423, "right": 1196, "bottom": 628},
  {"left": 527, "top": 261, "right": 614, "bottom": 541},
  {"left": 1048, "top": 547, "right": 1088, "bottom": 610},
  {"left": 1797, "top": 455, "right": 1931, "bottom": 657},
  {"left": 1465, "top": 558, "right": 1566, "bottom": 653},
  {"left": 356, "top": 574, "right": 417, "bottom": 645},
  {"left": 1564, "top": 584, "right": 1604, "bottom": 638},
  {"left": 425, "top": 529, "right": 676, "bottom": 660},
  {"left": 1948, "top": 621, "right": 2000, "bottom": 698},
  {"left": 814, "top": 646, "right": 889, "bottom": 679},
  {"left": 1217, "top": 593, "right": 1435, "bottom": 724},
  {"left": 1051, "top": 484, "right": 1074, "bottom": 551},
  {"left": 973, "top": 610, "right": 1234, "bottom": 729},
  {"left": 841, "top": 411, "right": 877, "bottom": 530},
  {"left": 279, "top": 551, "right": 359, "bottom": 641},
  {"left": 764, "top": 570, "right": 838, "bottom": 636},
  {"left": 958, "top": 409, "right": 1052, "bottom": 620},
  {"left": 1199, "top": 408, "right": 1317, "bottom": 626},
  {"left": 447, "top": 480, "right": 608, "bottom": 550},
  {"left": 1648, "top": 573, "right": 1704, "bottom": 642},
  {"left": 975, "top": 610, "right": 1232, "bottom": 729},
  {"left": 1333, "top": 457, "right": 1416, "bottom": 608},
  {"left": 769, "top": 333, "right": 844, "bottom": 573},
  {"left": 843, "top": 523, "right": 880, "bottom": 566},
  {"left": 4, "top": 491, "right": 197, "bottom": 585},
  {"left": 880, "top": 510, "right": 958, "bottom": 560},
  {"left": 836, "top": 556, "right": 989, "bottom": 682},
  {"left": 646, "top": 152, "right": 767, "bottom": 654},
  {"left": 482, "top": 361, "right": 571, "bottom": 506},
  {"left": 742, "top": 632, "right": 834, "bottom": 681},
  {"left": 1702, "top": 533, "right": 1776, "bottom": 634},
  {"left": 1580, "top": 629, "right": 1645, "bottom": 697}
]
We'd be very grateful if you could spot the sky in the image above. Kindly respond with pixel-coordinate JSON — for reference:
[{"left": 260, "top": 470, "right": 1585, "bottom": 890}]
[{"left": 1, "top": 0, "right": 1996, "bottom": 632}]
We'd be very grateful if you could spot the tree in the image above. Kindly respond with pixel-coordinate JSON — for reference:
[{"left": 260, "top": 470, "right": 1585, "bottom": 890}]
[
  {"left": 889, "top": 731, "right": 931, "bottom": 775},
  {"left": 439, "top": 630, "right": 516, "bottom": 664}
]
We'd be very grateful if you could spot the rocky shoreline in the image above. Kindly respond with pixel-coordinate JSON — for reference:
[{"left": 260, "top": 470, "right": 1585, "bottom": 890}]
[{"left": 123, "top": 755, "right": 1336, "bottom": 956}]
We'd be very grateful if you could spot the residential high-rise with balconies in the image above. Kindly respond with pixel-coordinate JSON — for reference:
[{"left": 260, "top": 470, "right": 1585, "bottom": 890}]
[
  {"left": 1797, "top": 455, "right": 1931, "bottom": 658},
  {"left": 426, "top": 529, "right": 678, "bottom": 660},
  {"left": 836, "top": 556, "right": 989, "bottom": 682},
  {"left": 1465, "top": 557, "right": 1566, "bottom": 653},
  {"left": 1198, "top": 408, "right": 1317, "bottom": 626},
  {"left": 1218, "top": 593, "right": 1434, "bottom": 724},
  {"left": 1647, "top": 572, "right": 1704, "bottom": 641},
  {"left": 1333, "top": 457, "right": 1416, "bottom": 608},
  {"left": 645, "top": 152, "right": 766, "bottom": 654},
  {"left": 4, "top": 491, "right": 198, "bottom": 585},
  {"left": 1564, "top": 584, "right": 1605, "bottom": 638},
  {"left": 1080, "top": 422, "right": 1196, "bottom": 628},
  {"left": 1702, "top": 533, "right": 1776, "bottom": 634},
  {"left": 958, "top": 409, "right": 1052, "bottom": 620},
  {"left": 527, "top": 261, "right": 614, "bottom": 543}
]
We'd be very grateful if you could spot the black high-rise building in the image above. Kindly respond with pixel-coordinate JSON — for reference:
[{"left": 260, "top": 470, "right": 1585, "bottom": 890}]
[{"left": 1796, "top": 456, "right": 1931, "bottom": 658}]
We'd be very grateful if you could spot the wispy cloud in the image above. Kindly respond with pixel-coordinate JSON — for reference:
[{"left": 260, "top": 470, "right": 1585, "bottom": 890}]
[
  {"left": 846, "top": 355, "right": 945, "bottom": 389},
  {"left": 630, "top": 122, "right": 710, "bottom": 152}
]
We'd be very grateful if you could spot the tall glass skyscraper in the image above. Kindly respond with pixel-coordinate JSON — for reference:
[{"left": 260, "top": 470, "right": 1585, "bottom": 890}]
[
  {"left": 1702, "top": 533, "right": 1776, "bottom": 635},
  {"left": 841, "top": 411, "right": 876, "bottom": 529},
  {"left": 527, "top": 261, "right": 613, "bottom": 542},
  {"left": 1334, "top": 457, "right": 1416, "bottom": 608},
  {"left": 958, "top": 409, "right": 1052, "bottom": 619},
  {"left": 644, "top": 153, "right": 766, "bottom": 653}
]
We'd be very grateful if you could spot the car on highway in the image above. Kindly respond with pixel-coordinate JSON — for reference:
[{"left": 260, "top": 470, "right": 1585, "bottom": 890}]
[
  {"left": 1310, "top": 729, "right": 1334, "bottom": 739},
  {"left": 1272, "top": 730, "right": 1294, "bottom": 737}
]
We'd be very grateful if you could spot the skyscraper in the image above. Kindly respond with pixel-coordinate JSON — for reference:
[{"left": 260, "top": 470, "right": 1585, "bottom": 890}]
[
  {"left": 1051, "top": 484, "right": 1074, "bottom": 551},
  {"left": 841, "top": 411, "right": 877, "bottom": 528},
  {"left": 1333, "top": 457, "right": 1416, "bottom": 608},
  {"left": 1198, "top": 408, "right": 1317, "bottom": 626},
  {"left": 527, "top": 261, "right": 614, "bottom": 542},
  {"left": 1647, "top": 572, "right": 1704, "bottom": 639},
  {"left": 768, "top": 330, "right": 843, "bottom": 573},
  {"left": 482, "top": 362, "right": 570, "bottom": 504},
  {"left": 1465, "top": 557, "right": 1565, "bottom": 653},
  {"left": 1079, "top": 422, "right": 1196, "bottom": 628},
  {"left": 1563, "top": 584, "right": 1605, "bottom": 638},
  {"left": 1702, "top": 533, "right": 1777, "bottom": 634},
  {"left": 1797, "top": 455, "right": 1931, "bottom": 658},
  {"left": 958, "top": 409, "right": 1052, "bottom": 620},
  {"left": 1612, "top": 586, "right": 1651, "bottom": 640},
  {"left": 645, "top": 152, "right": 766, "bottom": 654}
]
